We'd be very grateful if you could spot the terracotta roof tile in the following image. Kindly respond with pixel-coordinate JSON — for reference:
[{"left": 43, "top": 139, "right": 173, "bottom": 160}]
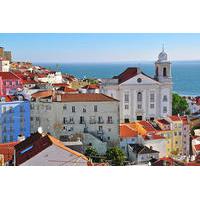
[
  {"left": 60, "top": 93, "right": 119, "bottom": 102},
  {"left": 0, "top": 141, "right": 19, "bottom": 163},
  {"left": 113, "top": 67, "right": 138, "bottom": 84},
  {"left": 138, "top": 121, "right": 157, "bottom": 132},
  {"left": 0, "top": 72, "right": 21, "bottom": 80},
  {"left": 120, "top": 124, "right": 138, "bottom": 138},
  {"left": 169, "top": 115, "right": 181, "bottom": 121},
  {"left": 157, "top": 119, "right": 170, "bottom": 125}
]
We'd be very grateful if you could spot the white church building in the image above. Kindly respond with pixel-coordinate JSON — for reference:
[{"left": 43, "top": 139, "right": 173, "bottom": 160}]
[{"left": 100, "top": 48, "right": 173, "bottom": 122}]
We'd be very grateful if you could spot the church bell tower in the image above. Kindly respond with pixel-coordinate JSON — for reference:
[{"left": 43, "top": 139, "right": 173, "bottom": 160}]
[{"left": 155, "top": 45, "right": 172, "bottom": 83}]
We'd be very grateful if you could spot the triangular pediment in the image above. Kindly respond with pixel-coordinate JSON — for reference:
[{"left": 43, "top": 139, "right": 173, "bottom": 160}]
[{"left": 120, "top": 73, "right": 160, "bottom": 85}]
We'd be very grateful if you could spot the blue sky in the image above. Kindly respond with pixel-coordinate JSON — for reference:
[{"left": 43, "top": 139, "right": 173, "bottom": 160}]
[{"left": 1, "top": 33, "right": 200, "bottom": 63}]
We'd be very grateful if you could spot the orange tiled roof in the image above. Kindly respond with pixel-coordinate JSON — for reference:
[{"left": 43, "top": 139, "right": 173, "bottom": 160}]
[
  {"left": 143, "top": 134, "right": 166, "bottom": 140},
  {"left": 60, "top": 93, "right": 118, "bottom": 102},
  {"left": 138, "top": 121, "right": 157, "bottom": 132},
  {"left": 63, "top": 87, "right": 77, "bottom": 93},
  {"left": 120, "top": 124, "right": 138, "bottom": 138},
  {"left": 0, "top": 141, "right": 19, "bottom": 163},
  {"left": 169, "top": 115, "right": 181, "bottom": 121},
  {"left": 32, "top": 90, "right": 53, "bottom": 99},
  {"left": 82, "top": 84, "right": 99, "bottom": 90}
]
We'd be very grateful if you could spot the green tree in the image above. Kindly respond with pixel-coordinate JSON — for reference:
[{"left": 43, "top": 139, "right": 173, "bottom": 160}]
[
  {"left": 172, "top": 93, "right": 189, "bottom": 115},
  {"left": 85, "top": 147, "right": 100, "bottom": 163},
  {"left": 106, "top": 147, "right": 125, "bottom": 166}
]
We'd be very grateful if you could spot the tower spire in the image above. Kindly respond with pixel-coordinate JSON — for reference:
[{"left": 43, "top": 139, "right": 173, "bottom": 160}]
[{"left": 162, "top": 44, "right": 164, "bottom": 52}]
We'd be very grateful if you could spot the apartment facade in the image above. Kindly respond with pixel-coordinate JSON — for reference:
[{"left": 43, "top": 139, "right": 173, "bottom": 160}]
[
  {"left": 0, "top": 72, "right": 22, "bottom": 95},
  {"left": 30, "top": 93, "right": 120, "bottom": 148},
  {"left": 0, "top": 96, "right": 30, "bottom": 143}
]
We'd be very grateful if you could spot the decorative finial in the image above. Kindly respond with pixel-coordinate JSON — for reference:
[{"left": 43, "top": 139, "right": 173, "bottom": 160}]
[{"left": 162, "top": 44, "right": 164, "bottom": 52}]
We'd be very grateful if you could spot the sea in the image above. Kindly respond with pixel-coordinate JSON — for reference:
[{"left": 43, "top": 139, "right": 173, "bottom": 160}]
[{"left": 33, "top": 61, "right": 200, "bottom": 96}]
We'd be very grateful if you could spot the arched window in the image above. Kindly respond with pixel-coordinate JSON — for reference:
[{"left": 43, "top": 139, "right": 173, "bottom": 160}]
[
  {"left": 137, "top": 92, "right": 142, "bottom": 102},
  {"left": 163, "top": 67, "right": 167, "bottom": 77}
]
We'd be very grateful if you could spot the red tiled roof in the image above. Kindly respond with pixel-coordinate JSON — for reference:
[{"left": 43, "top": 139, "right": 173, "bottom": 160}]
[
  {"left": 169, "top": 115, "right": 181, "bottom": 121},
  {"left": 82, "top": 84, "right": 99, "bottom": 90},
  {"left": 113, "top": 67, "right": 138, "bottom": 84},
  {"left": 52, "top": 83, "right": 70, "bottom": 87},
  {"left": 194, "top": 144, "right": 200, "bottom": 151},
  {"left": 157, "top": 119, "right": 170, "bottom": 125},
  {"left": 138, "top": 121, "right": 157, "bottom": 132},
  {"left": 0, "top": 141, "right": 19, "bottom": 163},
  {"left": 60, "top": 93, "right": 119, "bottom": 102},
  {"left": 143, "top": 134, "right": 166, "bottom": 140},
  {"left": 180, "top": 116, "right": 189, "bottom": 125},
  {"left": 120, "top": 124, "right": 138, "bottom": 138},
  {"left": 0, "top": 72, "right": 21, "bottom": 80},
  {"left": 63, "top": 87, "right": 78, "bottom": 93},
  {"left": 32, "top": 90, "right": 53, "bottom": 99}
]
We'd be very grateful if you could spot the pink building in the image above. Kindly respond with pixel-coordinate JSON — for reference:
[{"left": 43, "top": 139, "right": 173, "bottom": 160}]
[{"left": 0, "top": 72, "right": 22, "bottom": 95}]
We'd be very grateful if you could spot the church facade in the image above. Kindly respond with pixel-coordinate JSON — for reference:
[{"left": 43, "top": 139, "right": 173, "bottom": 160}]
[{"left": 100, "top": 49, "right": 173, "bottom": 123}]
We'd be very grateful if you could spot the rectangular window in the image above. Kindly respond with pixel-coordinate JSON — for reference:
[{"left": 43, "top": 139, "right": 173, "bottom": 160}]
[
  {"left": 72, "top": 106, "right": 75, "bottom": 113},
  {"left": 63, "top": 117, "right": 67, "bottom": 124},
  {"left": 69, "top": 117, "right": 74, "bottom": 123},
  {"left": 137, "top": 104, "right": 142, "bottom": 109},
  {"left": 150, "top": 93, "right": 155, "bottom": 102},
  {"left": 124, "top": 94, "right": 129, "bottom": 102},
  {"left": 163, "top": 106, "right": 167, "bottom": 113},
  {"left": 80, "top": 116, "right": 85, "bottom": 124},
  {"left": 83, "top": 108, "right": 86, "bottom": 113},
  {"left": 125, "top": 104, "right": 129, "bottom": 110},
  {"left": 98, "top": 126, "right": 103, "bottom": 131},
  {"left": 94, "top": 105, "right": 97, "bottom": 112},
  {"left": 150, "top": 104, "right": 154, "bottom": 109},
  {"left": 98, "top": 116, "right": 104, "bottom": 124},
  {"left": 63, "top": 105, "right": 67, "bottom": 110},
  {"left": 90, "top": 116, "right": 96, "bottom": 124},
  {"left": 107, "top": 116, "right": 113, "bottom": 124}
]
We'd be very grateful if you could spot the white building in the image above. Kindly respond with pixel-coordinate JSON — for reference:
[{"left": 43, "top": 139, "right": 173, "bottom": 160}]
[
  {"left": 38, "top": 72, "right": 64, "bottom": 84},
  {"left": 30, "top": 92, "right": 120, "bottom": 154},
  {"left": 14, "top": 132, "right": 90, "bottom": 166},
  {"left": 0, "top": 58, "right": 10, "bottom": 72},
  {"left": 100, "top": 48, "right": 172, "bottom": 122}
]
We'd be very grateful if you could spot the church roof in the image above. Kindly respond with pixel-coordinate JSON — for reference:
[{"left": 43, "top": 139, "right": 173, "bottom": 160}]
[
  {"left": 113, "top": 67, "right": 139, "bottom": 84},
  {"left": 113, "top": 67, "right": 159, "bottom": 84}
]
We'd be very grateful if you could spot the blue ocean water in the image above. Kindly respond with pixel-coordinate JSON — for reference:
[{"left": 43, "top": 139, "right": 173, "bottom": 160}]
[{"left": 33, "top": 61, "right": 200, "bottom": 96}]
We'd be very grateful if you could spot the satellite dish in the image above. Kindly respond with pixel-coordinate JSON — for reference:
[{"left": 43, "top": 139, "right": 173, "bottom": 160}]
[{"left": 38, "top": 127, "right": 43, "bottom": 134}]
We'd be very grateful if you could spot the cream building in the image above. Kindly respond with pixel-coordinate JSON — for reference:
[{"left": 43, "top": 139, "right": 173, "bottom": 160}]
[
  {"left": 100, "top": 48, "right": 172, "bottom": 122},
  {"left": 30, "top": 92, "right": 120, "bottom": 153},
  {"left": 0, "top": 58, "right": 10, "bottom": 72}
]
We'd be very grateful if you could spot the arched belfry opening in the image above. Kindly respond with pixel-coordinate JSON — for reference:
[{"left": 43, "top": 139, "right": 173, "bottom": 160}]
[{"left": 163, "top": 67, "right": 167, "bottom": 77}]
